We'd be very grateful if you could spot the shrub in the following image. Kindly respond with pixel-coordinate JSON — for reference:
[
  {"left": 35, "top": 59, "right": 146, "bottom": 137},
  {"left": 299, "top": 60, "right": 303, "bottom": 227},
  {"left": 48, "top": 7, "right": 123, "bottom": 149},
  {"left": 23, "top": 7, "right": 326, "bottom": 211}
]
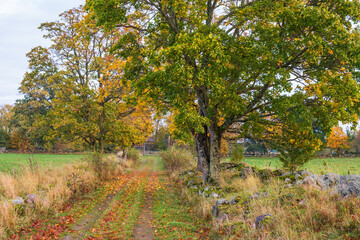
[
  {"left": 160, "top": 146, "right": 194, "bottom": 172},
  {"left": 279, "top": 148, "right": 314, "bottom": 172},
  {"left": 127, "top": 148, "right": 141, "bottom": 162},
  {"left": 230, "top": 144, "right": 245, "bottom": 164},
  {"left": 90, "top": 153, "right": 117, "bottom": 181}
]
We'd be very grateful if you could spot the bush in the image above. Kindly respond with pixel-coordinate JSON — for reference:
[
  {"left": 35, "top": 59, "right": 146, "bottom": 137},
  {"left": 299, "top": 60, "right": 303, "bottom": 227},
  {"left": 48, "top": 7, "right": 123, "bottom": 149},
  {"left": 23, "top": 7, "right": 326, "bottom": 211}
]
[
  {"left": 279, "top": 148, "right": 314, "bottom": 172},
  {"left": 90, "top": 153, "right": 117, "bottom": 181},
  {"left": 160, "top": 146, "right": 194, "bottom": 172},
  {"left": 127, "top": 148, "right": 141, "bottom": 162},
  {"left": 230, "top": 144, "right": 245, "bottom": 164}
]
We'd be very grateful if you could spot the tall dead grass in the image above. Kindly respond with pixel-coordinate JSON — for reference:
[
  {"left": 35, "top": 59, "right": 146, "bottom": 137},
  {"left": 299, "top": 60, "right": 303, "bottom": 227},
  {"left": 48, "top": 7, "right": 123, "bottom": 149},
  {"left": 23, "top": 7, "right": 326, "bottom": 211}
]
[
  {"left": 219, "top": 173, "right": 360, "bottom": 239},
  {"left": 0, "top": 154, "right": 125, "bottom": 239},
  {"left": 176, "top": 169, "right": 360, "bottom": 239}
]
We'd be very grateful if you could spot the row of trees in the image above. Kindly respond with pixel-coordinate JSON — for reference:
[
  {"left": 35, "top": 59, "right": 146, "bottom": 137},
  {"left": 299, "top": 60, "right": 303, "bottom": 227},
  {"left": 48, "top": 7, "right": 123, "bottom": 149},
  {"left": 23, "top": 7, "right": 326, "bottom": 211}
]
[{"left": 0, "top": 8, "right": 153, "bottom": 153}]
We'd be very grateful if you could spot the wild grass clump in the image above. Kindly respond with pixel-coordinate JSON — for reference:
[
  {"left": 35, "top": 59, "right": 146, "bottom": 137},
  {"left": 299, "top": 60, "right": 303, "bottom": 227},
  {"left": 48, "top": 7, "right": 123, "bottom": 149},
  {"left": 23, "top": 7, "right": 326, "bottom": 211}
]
[
  {"left": 230, "top": 144, "right": 245, "bottom": 164},
  {"left": 160, "top": 146, "right": 194, "bottom": 172},
  {"left": 90, "top": 153, "right": 120, "bottom": 181},
  {"left": 127, "top": 148, "right": 141, "bottom": 162}
]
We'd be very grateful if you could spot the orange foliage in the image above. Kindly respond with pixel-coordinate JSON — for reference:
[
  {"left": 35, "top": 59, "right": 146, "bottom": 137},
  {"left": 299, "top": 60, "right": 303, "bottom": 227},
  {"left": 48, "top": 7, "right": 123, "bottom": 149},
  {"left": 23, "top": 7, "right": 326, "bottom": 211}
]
[{"left": 326, "top": 126, "right": 349, "bottom": 153}]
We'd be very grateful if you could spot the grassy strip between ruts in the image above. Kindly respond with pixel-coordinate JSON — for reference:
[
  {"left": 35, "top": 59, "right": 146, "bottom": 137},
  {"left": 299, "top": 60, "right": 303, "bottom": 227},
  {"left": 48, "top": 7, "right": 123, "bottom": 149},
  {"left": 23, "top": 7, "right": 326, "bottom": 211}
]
[
  {"left": 152, "top": 176, "right": 215, "bottom": 239},
  {"left": 83, "top": 171, "right": 148, "bottom": 239}
]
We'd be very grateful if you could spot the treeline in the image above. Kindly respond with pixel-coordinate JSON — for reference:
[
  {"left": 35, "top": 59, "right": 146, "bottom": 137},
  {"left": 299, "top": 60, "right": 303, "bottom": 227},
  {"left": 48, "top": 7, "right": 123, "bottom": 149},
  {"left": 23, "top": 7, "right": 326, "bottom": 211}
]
[{"left": 0, "top": 8, "right": 153, "bottom": 153}]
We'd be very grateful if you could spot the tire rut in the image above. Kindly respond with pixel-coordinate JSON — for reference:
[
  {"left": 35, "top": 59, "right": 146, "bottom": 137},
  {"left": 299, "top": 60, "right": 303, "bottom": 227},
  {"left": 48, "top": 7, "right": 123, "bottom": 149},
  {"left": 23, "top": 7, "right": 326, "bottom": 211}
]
[
  {"left": 133, "top": 158, "right": 158, "bottom": 240},
  {"left": 62, "top": 177, "right": 133, "bottom": 240}
]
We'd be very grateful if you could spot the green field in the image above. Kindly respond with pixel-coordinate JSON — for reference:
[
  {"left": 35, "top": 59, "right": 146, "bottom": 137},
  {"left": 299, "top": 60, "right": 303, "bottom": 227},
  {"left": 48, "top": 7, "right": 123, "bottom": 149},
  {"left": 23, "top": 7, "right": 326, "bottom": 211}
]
[
  {"left": 1, "top": 153, "right": 359, "bottom": 175},
  {"left": 0, "top": 153, "right": 88, "bottom": 173},
  {"left": 223, "top": 157, "right": 360, "bottom": 175}
]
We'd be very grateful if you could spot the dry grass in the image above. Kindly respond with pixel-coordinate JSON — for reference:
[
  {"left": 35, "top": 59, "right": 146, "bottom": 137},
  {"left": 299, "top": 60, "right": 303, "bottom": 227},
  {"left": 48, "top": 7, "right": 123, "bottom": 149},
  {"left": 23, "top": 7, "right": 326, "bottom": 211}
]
[
  {"left": 176, "top": 169, "right": 360, "bottom": 239},
  {"left": 0, "top": 154, "right": 125, "bottom": 238},
  {"left": 218, "top": 174, "right": 360, "bottom": 239}
]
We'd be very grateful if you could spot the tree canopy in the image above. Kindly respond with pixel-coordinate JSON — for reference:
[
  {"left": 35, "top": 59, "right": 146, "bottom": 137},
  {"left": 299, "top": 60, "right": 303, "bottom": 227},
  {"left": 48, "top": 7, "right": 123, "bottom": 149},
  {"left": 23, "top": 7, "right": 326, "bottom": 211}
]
[
  {"left": 15, "top": 7, "right": 153, "bottom": 152},
  {"left": 86, "top": 0, "right": 360, "bottom": 181}
]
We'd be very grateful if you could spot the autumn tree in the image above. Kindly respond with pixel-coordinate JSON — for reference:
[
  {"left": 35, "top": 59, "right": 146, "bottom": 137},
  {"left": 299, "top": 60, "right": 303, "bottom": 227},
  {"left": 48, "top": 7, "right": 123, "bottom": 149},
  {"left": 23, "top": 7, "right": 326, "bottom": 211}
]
[
  {"left": 0, "top": 105, "right": 14, "bottom": 134},
  {"left": 87, "top": 0, "right": 360, "bottom": 182},
  {"left": 327, "top": 126, "right": 349, "bottom": 155},
  {"left": 9, "top": 46, "right": 58, "bottom": 150},
  {"left": 0, "top": 105, "right": 13, "bottom": 148},
  {"left": 18, "top": 7, "right": 153, "bottom": 153}
]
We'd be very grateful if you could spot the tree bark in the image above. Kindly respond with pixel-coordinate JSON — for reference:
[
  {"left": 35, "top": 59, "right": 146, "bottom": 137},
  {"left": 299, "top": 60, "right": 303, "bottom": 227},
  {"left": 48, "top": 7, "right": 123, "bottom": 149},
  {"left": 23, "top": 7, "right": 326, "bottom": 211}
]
[
  {"left": 122, "top": 148, "right": 128, "bottom": 161},
  {"left": 195, "top": 125, "right": 222, "bottom": 184},
  {"left": 98, "top": 103, "right": 106, "bottom": 153},
  {"left": 209, "top": 128, "right": 222, "bottom": 183}
]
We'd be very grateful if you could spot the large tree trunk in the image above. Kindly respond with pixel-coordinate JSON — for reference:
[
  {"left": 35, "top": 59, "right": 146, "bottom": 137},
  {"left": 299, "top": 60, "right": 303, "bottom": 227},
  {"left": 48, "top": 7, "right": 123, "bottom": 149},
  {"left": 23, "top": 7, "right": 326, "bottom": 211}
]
[
  {"left": 122, "top": 148, "right": 128, "bottom": 161},
  {"left": 209, "top": 128, "right": 222, "bottom": 183},
  {"left": 195, "top": 125, "right": 222, "bottom": 184},
  {"left": 195, "top": 131, "right": 210, "bottom": 183},
  {"left": 98, "top": 104, "right": 105, "bottom": 153}
]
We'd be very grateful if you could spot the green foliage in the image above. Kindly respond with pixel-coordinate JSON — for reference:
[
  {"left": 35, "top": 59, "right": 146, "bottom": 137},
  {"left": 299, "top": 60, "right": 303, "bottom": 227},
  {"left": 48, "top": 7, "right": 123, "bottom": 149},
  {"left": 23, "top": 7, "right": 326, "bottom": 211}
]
[
  {"left": 230, "top": 144, "right": 245, "bottom": 164},
  {"left": 0, "top": 130, "right": 7, "bottom": 147},
  {"left": 127, "top": 148, "right": 141, "bottom": 162},
  {"left": 245, "top": 139, "right": 268, "bottom": 154},
  {"left": 14, "top": 7, "right": 153, "bottom": 153},
  {"left": 279, "top": 149, "right": 314, "bottom": 172},
  {"left": 154, "top": 126, "right": 170, "bottom": 150},
  {"left": 87, "top": 0, "right": 360, "bottom": 180},
  {"left": 160, "top": 146, "right": 194, "bottom": 172}
]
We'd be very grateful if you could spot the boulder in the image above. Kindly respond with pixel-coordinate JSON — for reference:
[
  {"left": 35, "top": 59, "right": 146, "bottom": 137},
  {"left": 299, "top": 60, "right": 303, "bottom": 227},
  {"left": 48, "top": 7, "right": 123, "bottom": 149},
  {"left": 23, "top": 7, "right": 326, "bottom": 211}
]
[
  {"left": 217, "top": 213, "right": 229, "bottom": 224},
  {"left": 212, "top": 199, "right": 229, "bottom": 217},
  {"left": 336, "top": 175, "right": 360, "bottom": 198},
  {"left": 284, "top": 178, "right": 292, "bottom": 184},
  {"left": 230, "top": 196, "right": 242, "bottom": 205},
  {"left": 241, "top": 167, "right": 254, "bottom": 178},
  {"left": 298, "top": 170, "right": 311, "bottom": 176},
  {"left": 302, "top": 175, "right": 327, "bottom": 190},
  {"left": 273, "top": 169, "right": 285, "bottom": 176},
  {"left": 209, "top": 192, "right": 220, "bottom": 198},
  {"left": 249, "top": 192, "right": 268, "bottom": 200},
  {"left": 11, "top": 196, "right": 24, "bottom": 205},
  {"left": 25, "top": 193, "right": 38, "bottom": 205},
  {"left": 324, "top": 173, "right": 341, "bottom": 187},
  {"left": 253, "top": 213, "right": 273, "bottom": 229},
  {"left": 259, "top": 169, "right": 274, "bottom": 181}
]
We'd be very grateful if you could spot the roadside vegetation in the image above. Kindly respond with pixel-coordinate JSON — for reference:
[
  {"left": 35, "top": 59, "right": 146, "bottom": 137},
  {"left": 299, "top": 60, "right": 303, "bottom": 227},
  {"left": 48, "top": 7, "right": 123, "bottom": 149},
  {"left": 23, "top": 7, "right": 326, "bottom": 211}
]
[
  {"left": 0, "top": 154, "right": 126, "bottom": 238},
  {"left": 160, "top": 147, "right": 360, "bottom": 239}
]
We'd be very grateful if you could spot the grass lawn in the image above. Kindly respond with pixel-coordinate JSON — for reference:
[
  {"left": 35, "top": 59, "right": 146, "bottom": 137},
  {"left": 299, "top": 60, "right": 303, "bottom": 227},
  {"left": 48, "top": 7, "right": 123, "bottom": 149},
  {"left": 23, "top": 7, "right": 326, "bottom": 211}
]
[
  {"left": 0, "top": 153, "right": 88, "bottom": 173},
  {"left": 223, "top": 156, "right": 360, "bottom": 175}
]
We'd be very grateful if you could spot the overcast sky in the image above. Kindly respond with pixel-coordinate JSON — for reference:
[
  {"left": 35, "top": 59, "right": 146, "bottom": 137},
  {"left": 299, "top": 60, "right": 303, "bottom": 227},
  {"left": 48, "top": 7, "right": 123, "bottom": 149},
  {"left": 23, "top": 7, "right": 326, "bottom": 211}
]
[{"left": 0, "top": 0, "right": 85, "bottom": 105}]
